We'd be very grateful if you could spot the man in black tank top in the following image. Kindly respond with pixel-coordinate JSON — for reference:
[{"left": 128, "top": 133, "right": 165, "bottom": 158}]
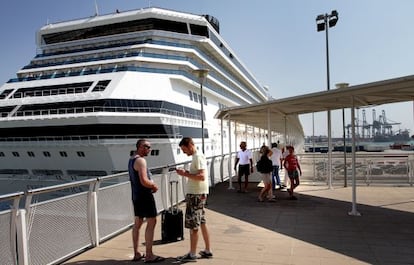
[{"left": 128, "top": 139, "right": 165, "bottom": 263}]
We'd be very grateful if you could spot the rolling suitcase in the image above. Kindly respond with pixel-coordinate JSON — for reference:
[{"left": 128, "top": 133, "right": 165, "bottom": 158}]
[{"left": 161, "top": 180, "right": 184, "bottom": 242}]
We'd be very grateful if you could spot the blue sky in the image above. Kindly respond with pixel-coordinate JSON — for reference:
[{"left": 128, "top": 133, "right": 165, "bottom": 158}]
[{"left": 1, "top": 0, "right": 413, "bottom": 137}]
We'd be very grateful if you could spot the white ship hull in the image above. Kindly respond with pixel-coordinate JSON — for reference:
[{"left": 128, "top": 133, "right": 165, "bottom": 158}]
[{"left": 0, "top": 7, "right": 268, "bottom": 183}]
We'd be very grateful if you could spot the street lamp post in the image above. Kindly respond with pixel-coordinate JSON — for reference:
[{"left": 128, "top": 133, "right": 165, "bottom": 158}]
[
  {"left": 193, "top": 69, "right": 209, "bottom": 154},
  {"left": 316, "top": 10, "right": 338, "bottom": 189}
]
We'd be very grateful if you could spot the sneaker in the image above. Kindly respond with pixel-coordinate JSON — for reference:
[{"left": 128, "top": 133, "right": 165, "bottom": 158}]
[
  {"left": 176, "top": 253, "right": 197, "bottom": 261},
  {"left": 199, "top": 250, "right": 213, "bottom": 258}
]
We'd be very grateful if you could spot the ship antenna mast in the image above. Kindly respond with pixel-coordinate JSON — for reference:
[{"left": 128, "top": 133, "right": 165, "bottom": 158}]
[{"left": 94, "top": 0, "right": 99, "bottom": 16}]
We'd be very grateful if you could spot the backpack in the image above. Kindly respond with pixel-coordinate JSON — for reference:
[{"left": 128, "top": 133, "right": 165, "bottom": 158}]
[
  {"left": 256, "top": 159, "right": 263, "bottom": 172},
  {"left": 257, "top": 156, "right": 273, "bottom": 173}
]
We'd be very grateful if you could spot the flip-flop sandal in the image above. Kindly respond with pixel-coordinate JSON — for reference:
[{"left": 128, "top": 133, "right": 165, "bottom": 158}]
[
  {"left": 144, "top": 256, "right": 165, "bottom": 263},
  {"left": 132, "top": 254, "right": 145, "bottom": 262}
]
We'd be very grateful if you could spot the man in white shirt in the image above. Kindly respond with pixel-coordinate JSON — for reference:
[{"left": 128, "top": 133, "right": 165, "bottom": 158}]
[
  {"left": 270, "top": 143, "right": 284, "bottom": 190},
  {"left": 234, "top": 141, "right": 253, "bottom": 193}
]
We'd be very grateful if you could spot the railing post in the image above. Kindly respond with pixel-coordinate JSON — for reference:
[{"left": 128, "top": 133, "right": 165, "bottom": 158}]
[
  {"left": 220, "top": 155, "right": 224, "bottom": 182},
  {"left": 209, "top": 157, "right": 215, "bottom": 187},
  {"left": 16, "top": 209, "right": 29, "bottom": 265},
  {"left": 409, "top": 154, "right": 414, "bottom": 186},
  {"left": 88, "top": 181, "right": 100, "bottom": 246},
  {"left": 227, "top": 154, "right": 234, "bottom": 189},
  {"left": 9, "top": 196, "right": 21, "bottom": 265},
  {"left": 366, "top": 159, "right": 371, "bottom": 186},
  {"left": 161, "top": 167, "right": 170, "bottom": 210}
]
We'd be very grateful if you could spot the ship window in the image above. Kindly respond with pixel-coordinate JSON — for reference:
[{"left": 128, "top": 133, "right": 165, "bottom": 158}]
[
  {"left": 218, "top": 103, "right": 228, "bottom": 109},
  {"left": 13, "top": 82, "right": 92, "bottom": 99},
  {"left": 150, "top": 149, "right": 159, "bottom": 156},
  {"left": 0, "top": 106, "right": 15, "bottom": 117},
  {"left": 190, "top": 24, "right": 209, "bottom": 37},
  {"left": 42, "top": 18, "right": 188, "bottom": 44},
  {"left": 77, "top": 151, "right": 85, "bottom": 157},
  {"left": 12, "top": 152, "right": 20, "bottom": 157},
  {"left": 59, "top": 151, "right": 68, "bottom": 157},
  {"left": 193, "top": 92, "right": 198, "bottom": 103},
  {"left": 43, "top": 151, "right": 51, "bottom": 157},
  {"left": 32, "top": 169, "right": 63, "bottom": 175},
  {"left": 92, "top": 80, "right": 111, "bottom": 92},
  {"left": 203, "top": 96, "right": 207, "bottom": 105},
  {"left": 188, "top": 90, "right": 193, "bottom": 100},
  {"left": 0, "top": 152, "right": 4, "bottom": 157},
  {"left": 27, "top": 151, "right": 35, "bottom": 157},
  {"left": 67, "top": 170, "right": 107, "bottom": 176},
  {"left": 0, "top": 169, "right": 29, "bottom": 174},
  {"left": 0, "top": 89, "right": 14, "bottom": 99}
]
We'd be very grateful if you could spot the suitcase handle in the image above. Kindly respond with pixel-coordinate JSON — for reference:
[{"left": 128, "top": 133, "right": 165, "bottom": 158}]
[{"left": 169, "top": 180, "right": 179, "bottom": 214}]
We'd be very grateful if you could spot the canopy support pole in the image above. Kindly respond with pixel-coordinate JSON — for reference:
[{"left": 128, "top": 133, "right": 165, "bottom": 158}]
[{"left": 349, "top": 96, "right": 361, "bottom": 216}]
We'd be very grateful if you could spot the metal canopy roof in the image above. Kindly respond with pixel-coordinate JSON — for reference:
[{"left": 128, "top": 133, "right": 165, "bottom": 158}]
[{"left": 214, "top": 74, "right": 414, "bottom": 133}]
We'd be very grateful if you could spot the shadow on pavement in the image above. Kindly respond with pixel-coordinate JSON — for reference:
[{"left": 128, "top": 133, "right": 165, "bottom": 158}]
[{"left": 206, "top": 182, "right": 414, "bottom": 265}]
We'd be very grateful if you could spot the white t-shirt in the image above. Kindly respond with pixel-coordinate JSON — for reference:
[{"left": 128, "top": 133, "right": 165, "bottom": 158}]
[
  {"left": 187, "top": 151, "right": 209, "bottom": 194},
  {"left": 270, "top": 147, "right": 282, "bottom": 166},
  {"left": 237, "top": 149, "right": 252, "bottom": 165}
]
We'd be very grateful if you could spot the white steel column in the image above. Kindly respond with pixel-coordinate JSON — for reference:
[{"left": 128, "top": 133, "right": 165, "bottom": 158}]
[
  {"left": 349, "top": 96, "right": 361, "bottom": 216},
  {"left": 220, "top": 118, "right": 224, "bottom": 156},
  {"left": 244, "top": 124, "right": 247, "bottom": 145},
  {"left": 328, "top": 109, "right": 333, "bottom": 189},
  {"left": 267, "top": 108, "right": 271, "bottom": 146},
  {"left": 228, "top": 119, "right": 234, "bottom": 189},
  {"left": 220, "top": 118, "right": 224, "bottom": 181},
  {"left": 234, "top": 121, "right": 238, "bottom": 150},
  {"left": 252, "top": 127, "right": 256, "bottom": 148}
]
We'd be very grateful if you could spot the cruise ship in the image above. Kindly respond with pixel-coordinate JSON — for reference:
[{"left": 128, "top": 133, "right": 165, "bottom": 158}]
[{"left": 0, "top": 7, "right": 268, "bottom": 187}]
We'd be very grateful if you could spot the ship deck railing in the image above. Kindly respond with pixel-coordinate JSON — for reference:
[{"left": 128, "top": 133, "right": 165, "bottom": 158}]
[
  {"left": 10, "top": 37, "right": 263, "bottom": 103},
  {"left": 0, "top": 105, "right": 200, "bottom": 121},
  {"left": 0, "top": 151, "right": 413, "bottom": 264}
]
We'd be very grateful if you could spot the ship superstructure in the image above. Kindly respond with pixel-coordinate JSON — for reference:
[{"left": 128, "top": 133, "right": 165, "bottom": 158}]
[{"left": 0, "top": 7, "right": 268, "bottom": 181}]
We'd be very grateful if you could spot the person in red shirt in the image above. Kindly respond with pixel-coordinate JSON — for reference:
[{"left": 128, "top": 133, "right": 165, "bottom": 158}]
[{"left": 283, "top": 146, "right": 302, "bottom": 200}]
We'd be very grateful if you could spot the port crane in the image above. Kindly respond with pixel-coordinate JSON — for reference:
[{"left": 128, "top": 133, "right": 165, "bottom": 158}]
[{"left": 346, "top": 109, "right": 401, "bottom": 139}]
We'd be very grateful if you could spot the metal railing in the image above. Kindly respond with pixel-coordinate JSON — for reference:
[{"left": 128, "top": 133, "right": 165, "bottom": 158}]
[
  {"left": 0, "top": 151, "right": 413, "bottom": 264},
  {"left": 0, "top": 152, "right": 235, "bottom": 265},
  {"left": 298, "top": 152, "right": 414, "bottom": 186}
]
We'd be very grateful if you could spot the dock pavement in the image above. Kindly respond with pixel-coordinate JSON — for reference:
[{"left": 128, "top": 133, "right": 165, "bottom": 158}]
[{"left": 63, "top": 180, "right": 414, "bottom": 265}]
